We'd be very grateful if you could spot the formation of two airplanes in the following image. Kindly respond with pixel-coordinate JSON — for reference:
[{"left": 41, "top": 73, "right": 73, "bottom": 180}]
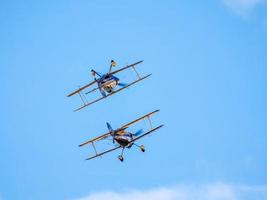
[{"left": 67, "top": 60, "right": 163, "bottom": 162}]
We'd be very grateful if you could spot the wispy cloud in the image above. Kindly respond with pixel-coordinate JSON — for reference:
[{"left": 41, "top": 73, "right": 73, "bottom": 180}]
[
  {"left": 73, "top": 188, "right": 178, "bottom": 200},
  {"left": 72, "top": 183, "right": 267, "bottom": 200},
  {"left": 221, "top": 0, "right": 266, "bottom": 17}
]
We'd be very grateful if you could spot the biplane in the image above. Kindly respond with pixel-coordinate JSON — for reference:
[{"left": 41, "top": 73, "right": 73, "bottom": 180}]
[
  {"left": 79, "top": 110, "right": 164, "bottom": 162},
  {"left": 67, "top": 60, "right": 151, "bottom": 111}
]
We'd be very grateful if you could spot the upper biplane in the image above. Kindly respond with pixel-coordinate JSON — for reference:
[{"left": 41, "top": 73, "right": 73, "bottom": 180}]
[
  {"left": 79, "top": 109, "right": 164, "bottom": 162},
  {"left": 67, "top": 60, "right": 151, "bottom": 111}
]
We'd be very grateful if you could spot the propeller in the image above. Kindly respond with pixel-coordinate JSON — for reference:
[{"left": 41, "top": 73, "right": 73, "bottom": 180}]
[{"left": 133, "top": 129, "right": 143, "bottom": 136}]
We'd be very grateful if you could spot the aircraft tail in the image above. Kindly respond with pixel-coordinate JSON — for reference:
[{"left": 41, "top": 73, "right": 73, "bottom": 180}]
[{"left": 106, "top": 122, "right": 113, "bottom": 132}]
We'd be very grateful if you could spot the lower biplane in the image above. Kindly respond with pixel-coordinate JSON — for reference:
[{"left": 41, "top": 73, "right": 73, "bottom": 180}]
[
  {"left": 79, "top": 110, "right": 164, "bottom": 162},
  {"left": 67, "top": 60, "right": 151, "bottom": 111}
]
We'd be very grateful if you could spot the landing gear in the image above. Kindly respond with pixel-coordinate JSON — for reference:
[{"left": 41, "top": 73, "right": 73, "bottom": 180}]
[
  {"left": 133, "top": 143, "right": 145, "bottom": 152},
  {"left": 118, "top": 155, "right": 124, "bottom": 162},
  {"left": 118, "top": 148, "right": 125, "bottom": 162},
  {"left": 140, "top": 145, "right": 145, "bottom": 152}
]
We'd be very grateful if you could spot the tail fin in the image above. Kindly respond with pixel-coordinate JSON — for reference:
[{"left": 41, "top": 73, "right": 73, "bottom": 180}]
[
  {"left": 106, "top": 122, "right": 113, "bottom": 132},
  {"left": 107, "top": 122, "right": 115, "bottom": 143}
]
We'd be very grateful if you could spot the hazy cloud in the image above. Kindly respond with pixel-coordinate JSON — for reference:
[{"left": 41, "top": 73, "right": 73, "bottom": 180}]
[
  {"left": 72, "top": 183, "right": 267, "bottom": 200},
  {"left": 221, "top": 0, "right": 266, "bottom": 16}
]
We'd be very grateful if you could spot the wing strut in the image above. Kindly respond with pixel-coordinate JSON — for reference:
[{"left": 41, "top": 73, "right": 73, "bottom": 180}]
[
  {"left": 78, "top": 91, "right": 87, "bottom": 105},
  {"left": 132, "top": 66, "right": 141, "bottom": 79},
  {"left": 147, "top": 116, "right": 153, "bottom": 129},
  {"left": 92, "top": 142, "right": 98, "bottom": 155}
]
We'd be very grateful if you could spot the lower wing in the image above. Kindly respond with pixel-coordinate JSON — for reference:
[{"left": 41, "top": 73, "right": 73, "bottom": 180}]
[
  {"left": 74, "top": 74, "right": 151, "bottom": 112},
  {"left": 85, "top": 145, "right": 121, "bottom": 160}
]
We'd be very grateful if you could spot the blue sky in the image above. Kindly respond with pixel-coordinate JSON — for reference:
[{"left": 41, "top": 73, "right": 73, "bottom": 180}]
[{"left": 1, "top": 0, "right": 267, "bottom": 199}]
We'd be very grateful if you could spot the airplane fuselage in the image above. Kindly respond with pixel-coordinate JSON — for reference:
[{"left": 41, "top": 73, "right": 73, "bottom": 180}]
[
  {"left": 99, "top": 74, "right": 119, "bottom": 93},
  {"left": 113, "top": 131, "right": 133, "bottom": 147}
]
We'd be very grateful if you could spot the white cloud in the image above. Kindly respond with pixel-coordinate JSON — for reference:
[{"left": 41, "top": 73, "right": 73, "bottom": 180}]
[
  {"left": 221, "top": 0, "right": 266, "bottom": 16},
  {"left": 72, "top": 183, "right": 267, "bottom": 200},
  {"left": 73, "top": 188, "right": 178, "bottom": 200}
]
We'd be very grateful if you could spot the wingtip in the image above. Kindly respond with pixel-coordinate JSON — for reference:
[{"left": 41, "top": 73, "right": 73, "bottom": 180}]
[
  {"left": 73, "top": 107, "right": 82, "bottom": 112},
  {"left": 134, "top": 60, "right": 143, "bottom": 65},
  {"left": 152, "top": 109, "right": 160, "bottom": 114},
  {"left": 67, "top": 92, "right": 75, "bottom": 97},
  {"left": 85, "top": 156, "right": 93, "bottom": 161},
  {"left": 142, "top": 73, "right": 152, "bottom": 79}
]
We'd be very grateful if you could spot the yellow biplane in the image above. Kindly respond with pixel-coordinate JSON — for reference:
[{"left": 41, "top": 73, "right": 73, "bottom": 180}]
[{"left": 79, "top": 110, "right": 164, "bottom": 162}]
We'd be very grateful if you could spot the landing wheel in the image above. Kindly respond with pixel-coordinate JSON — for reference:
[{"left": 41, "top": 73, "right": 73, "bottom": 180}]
[
  {"left": 140, "top": 145, "right": 145, "bottom": 152},
  {"left": 118, "top": 155, "right": 124, "bottom": 162}
]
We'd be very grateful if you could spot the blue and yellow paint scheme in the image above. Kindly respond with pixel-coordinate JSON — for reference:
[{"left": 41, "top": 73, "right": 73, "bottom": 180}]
[
  {"left": 67, "top": 60, "right": 151, "bottom": 112},
  {"left": 79, "top": 110, "right": 164, "bottom": 162}
]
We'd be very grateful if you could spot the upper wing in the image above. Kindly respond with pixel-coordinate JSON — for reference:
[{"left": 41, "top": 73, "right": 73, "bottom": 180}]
[
  {"left": 109, "top": 60, "right": 143, "bottom": 76},
  {"left": 84, "top": 125, "right": 163, "bottom": 160},
  {"left": 121, "top": 109, "right": 160, "bottom": 129},
  {"left": 130, "top": 124, "right": 164, "bottom": 143},
  {"left": 67, "top": 60, "right": 142, "bottom": 97},
  {"left": 67, "top": 80, "right": 97, "bottom": 97},
  {"left": 79, "top": 131, "right": 111, "bottom": 147},
  {"left": 85, "top": 145, "right": 121, "bottom": 160},
  {"left": 79, "top": 109, "right": 160, "bottom": 147}
]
